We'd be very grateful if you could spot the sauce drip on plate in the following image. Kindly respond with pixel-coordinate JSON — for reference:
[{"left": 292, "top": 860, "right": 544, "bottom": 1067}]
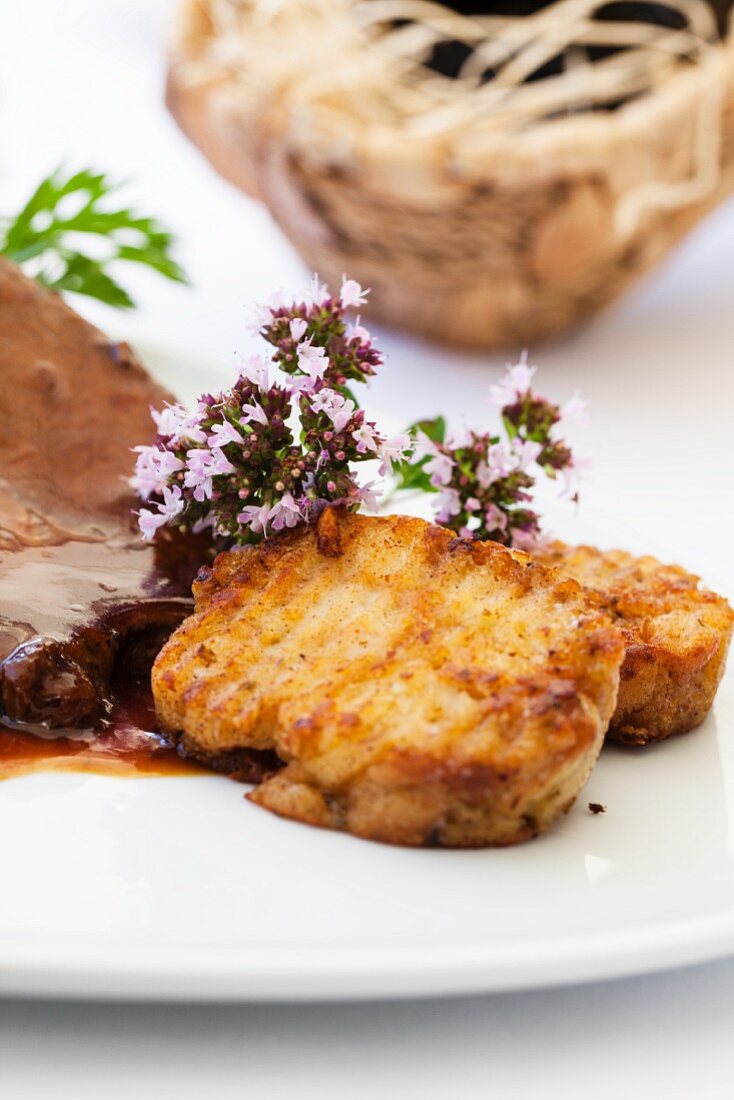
[{"left": 0, "top": 664, "right": 204, "bottom": 780}]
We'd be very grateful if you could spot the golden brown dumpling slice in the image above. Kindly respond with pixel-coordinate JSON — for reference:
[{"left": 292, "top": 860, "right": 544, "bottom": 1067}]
[
  {"left": 534, "top": 543, "right": 733, "bottom": 746},
  {"left": 153, "top": 512, "right": 624, "bottom": 847}
]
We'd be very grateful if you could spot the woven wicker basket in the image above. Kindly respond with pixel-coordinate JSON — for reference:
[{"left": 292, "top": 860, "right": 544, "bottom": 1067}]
[{"left": 167, "top": 1, "right": 734, "bottom": 348}]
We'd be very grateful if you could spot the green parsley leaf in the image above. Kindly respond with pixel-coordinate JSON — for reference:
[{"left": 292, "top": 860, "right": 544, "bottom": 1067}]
[{"left": 0, "top": 166, "right": 188, "bottom": 309}]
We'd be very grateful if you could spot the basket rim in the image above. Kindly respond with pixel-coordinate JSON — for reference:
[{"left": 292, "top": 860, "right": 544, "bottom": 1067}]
[{"left": 169, "top": 0, "right": 734, "bottom": 184}]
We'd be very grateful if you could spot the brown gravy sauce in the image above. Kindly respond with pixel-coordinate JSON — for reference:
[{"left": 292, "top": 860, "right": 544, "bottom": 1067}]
[
  {"left": 0, "top": 669, "right": 205, "bottom": 781},
  {"left": 0, "top": 514, "right": 215, "bottom": 781}
]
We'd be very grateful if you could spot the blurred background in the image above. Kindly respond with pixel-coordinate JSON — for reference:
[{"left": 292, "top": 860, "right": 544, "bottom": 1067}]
[{"left": 2, "top": 0, "right": 732, "bottom": 584}]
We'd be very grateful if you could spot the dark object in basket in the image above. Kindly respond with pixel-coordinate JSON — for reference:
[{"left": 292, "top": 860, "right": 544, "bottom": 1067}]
[{"left": 421, "top": 3, "right": 733, "bottom": 101}]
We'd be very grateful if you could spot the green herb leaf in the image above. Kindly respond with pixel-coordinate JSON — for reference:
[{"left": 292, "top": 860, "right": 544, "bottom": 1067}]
[
  {"left": 391, "top": 416, "right": 446, "bottom": 494},
  {"left": 0, "top": 166, "right": 188, "bottom": 308},
  {"left": 338, "top": 384, "right": 361, "bottom": 408}
]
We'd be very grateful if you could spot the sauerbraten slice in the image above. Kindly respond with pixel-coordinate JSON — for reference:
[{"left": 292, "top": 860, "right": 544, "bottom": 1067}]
[{"left": 0, "top": 258, "right": 201, "bottom": 733}]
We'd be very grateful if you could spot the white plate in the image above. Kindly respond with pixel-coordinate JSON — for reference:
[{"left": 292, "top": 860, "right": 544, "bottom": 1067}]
[{"left": 1, "top": 344, "right": 733, "bottom": 1003}]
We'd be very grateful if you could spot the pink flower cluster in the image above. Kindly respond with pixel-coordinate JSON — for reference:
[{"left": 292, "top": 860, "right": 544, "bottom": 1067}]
[
  {"left": 132, "top": 280, "right": 588, "bottom": 554},
  {"left": 257, "top": 274, "right": 382, "bottom": 389},
  {"left": 132, "top": 277, "right": 409, "bottom": 544},
  {"left": 401, "top": 356, "right": 589, "bottom": 550}
]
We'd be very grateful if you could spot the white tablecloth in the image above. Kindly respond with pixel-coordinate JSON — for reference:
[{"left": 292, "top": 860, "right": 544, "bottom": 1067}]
[{"left": 0, "top": 3, "right": 733, "bottom": 1096}]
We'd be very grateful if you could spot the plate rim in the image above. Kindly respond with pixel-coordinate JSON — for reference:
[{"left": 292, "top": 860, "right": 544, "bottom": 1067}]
[{"left": 2, "top": 907, "right": 734, "bottom": 1001}]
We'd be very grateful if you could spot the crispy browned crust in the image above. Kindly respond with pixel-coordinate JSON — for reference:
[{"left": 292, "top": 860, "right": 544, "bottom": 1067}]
[
  {"left": 153, "top": 512, "right": 623, "bottom": 847},
  {"left": 534, "top": 543, "right": 733, "bottom": 746},
  {"left": 176, "top": 741, "right": 280, "bottom": 784}
]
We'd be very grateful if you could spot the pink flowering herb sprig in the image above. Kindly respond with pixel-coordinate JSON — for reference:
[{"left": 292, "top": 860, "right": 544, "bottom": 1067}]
[
  {"left": 393, "top": 357, "right": 588, "bottom": 551},
  {"left": 131, "top": 277, "right": 410, "bottom": 544},
  {"left": 257, "top": 275, "right": 382, "bottom": 402}
]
